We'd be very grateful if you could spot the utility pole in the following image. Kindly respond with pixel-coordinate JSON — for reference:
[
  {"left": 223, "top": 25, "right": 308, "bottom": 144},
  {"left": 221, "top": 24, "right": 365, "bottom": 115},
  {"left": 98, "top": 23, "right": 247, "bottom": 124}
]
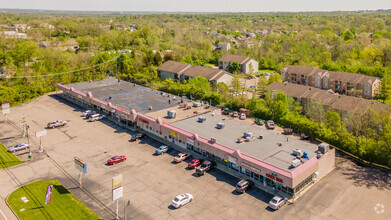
[
  {"left": 124, "top": 200, "right": 130, "bottom": 220},
  {"left": 26, "top": 125, "right": 30, "bottom": 153}
]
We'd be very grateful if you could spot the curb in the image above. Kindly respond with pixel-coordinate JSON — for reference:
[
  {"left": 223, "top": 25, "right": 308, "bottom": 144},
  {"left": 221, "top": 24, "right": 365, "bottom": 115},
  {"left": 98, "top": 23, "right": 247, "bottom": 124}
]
[{"left": 4, "top": 194, "right": 19, "bottom": 220}]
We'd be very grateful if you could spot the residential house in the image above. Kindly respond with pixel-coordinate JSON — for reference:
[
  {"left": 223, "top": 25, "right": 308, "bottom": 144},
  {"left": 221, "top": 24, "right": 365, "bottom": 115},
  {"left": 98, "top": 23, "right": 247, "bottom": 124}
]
[
  {"left": 266, "top": 82, "right": 389, "bottom": 118},
  {"left": 39, "top": 39, "right": 79, "bottom": 51},
  {"left": 281, "top": 65, "right": 381, "bottom": 98},
  {"left": 11, "top": 24, "right": 28, "bottom": 32},
  {"left": 40, "top": 23, "right": 55, "bottom": 29},
  {"left": 157, "top": 61, "right": 233, "bottom": 86},
  {"left": 0, "top": 31, "right": 27, "bottom": 39},
  {"left": 217, "top": 42, "right": 230, "bottom": 51},
  {"left": 218, "top": 54, "right": 258, "bottom": 74}
]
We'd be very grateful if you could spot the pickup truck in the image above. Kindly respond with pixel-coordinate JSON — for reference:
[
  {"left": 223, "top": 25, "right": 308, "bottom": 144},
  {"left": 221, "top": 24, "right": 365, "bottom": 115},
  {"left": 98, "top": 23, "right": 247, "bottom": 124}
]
[
  {"left": 47, "top": 120, "right": 67, "bottom": 128},
  {"left": 173, "top": 153, "right": 191, "bottom": 163},
  {"left": 195, "top": 160, "right": 216, "bottom": 175}
]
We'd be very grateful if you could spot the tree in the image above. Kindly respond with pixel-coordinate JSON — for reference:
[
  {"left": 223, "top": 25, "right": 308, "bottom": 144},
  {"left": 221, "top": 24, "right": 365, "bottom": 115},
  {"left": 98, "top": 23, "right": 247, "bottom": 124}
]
[
  {"left": 227, "top": 61, "right": 240, "bottom": 73},
  {"left": 341, "top": 30, "right": 354, "bottom": 41},
  {"left": 323, "top": 111, "right": 342, "bottom": 132}
]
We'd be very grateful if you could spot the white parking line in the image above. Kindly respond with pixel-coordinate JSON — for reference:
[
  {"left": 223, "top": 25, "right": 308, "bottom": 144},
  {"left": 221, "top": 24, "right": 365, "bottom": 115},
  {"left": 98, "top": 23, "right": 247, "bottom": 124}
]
[{"left": 0, "top": 208, "right": 8, "bottom": 220}]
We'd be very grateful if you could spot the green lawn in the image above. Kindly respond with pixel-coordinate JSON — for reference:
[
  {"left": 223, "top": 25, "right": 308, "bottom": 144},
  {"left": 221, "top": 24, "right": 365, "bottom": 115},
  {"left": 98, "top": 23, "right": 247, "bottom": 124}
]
[
  {"left": 7, "top": 180, "right": 99, "bottom": 220},
  {"left": 0, "top": 143, "right": 24, "bottom": 169}
]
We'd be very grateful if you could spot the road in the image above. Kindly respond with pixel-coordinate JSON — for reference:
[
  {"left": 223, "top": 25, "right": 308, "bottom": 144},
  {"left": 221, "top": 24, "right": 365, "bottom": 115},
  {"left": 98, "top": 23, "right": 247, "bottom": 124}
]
[{"left": 0, "top": 94, "right": 390, "bottom": 220}]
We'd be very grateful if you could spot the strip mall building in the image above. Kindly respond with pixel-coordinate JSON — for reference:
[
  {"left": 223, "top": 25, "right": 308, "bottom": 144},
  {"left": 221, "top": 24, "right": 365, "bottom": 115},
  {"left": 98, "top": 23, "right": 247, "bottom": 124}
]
[{"left": 57, "top": 79, "right": 335, "bottom": 199}]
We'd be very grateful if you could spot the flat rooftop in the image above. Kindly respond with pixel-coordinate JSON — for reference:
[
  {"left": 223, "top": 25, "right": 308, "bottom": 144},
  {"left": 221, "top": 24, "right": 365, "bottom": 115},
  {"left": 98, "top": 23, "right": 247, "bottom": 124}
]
[
  {"left": 171, "top": 112, "right": 319, "bottom": 171},
  {"left": 66, "top": 78, "right": 184, "bottom": 113}
]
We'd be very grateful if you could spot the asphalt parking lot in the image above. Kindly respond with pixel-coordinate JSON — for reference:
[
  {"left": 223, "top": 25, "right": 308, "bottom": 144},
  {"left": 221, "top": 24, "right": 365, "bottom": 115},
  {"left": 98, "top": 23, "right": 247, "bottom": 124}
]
[{"left": 0, "top": 94, "right": 390, "bottom": 220}]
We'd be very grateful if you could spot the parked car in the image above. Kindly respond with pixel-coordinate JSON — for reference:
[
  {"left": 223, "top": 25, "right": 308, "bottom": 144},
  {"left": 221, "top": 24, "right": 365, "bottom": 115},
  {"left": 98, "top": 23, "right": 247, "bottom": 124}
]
[
  {"left": 235, "top": 179, "right": 254, "bottom": 193},
  {"left": 88, "top": 114, "right": 105, "bottom": 122},
  {"left": 268, "top": 195, "right": 288, "bottom": 210},
  {"left": 188, "top": 158, "right": 203, "bottom": 169},
  {"left": 300, "top": 133, "right": 309, "bottom": 140},
  {"left": 173, "top": 153, "right": 191, "bottom": 163},
  {"left": 171, "top": 193, "right": 193, "bottom": 208},
  {"left": 255, "top": 118, "right": 264, "bottom": 126},
  {"left": 239, "top": 113, "right": 246, "bottom": 120},
  {"left": 107, "top": 156, "right": 127, "bottom": 165},
  {"left": 282, "top": 128, "right": 293, "bottom": 135},
  {"left": 195, "top": 160, "right": 216, "bottom": 175},
  {"left": 47, "top": 120, "right": 67, "bottom": 128},
  {"left": 222, "top": 108, "right": 230, "bottom": 115},
  {"left": 232, "top": 111, "right": 239, "bottom": 117},
  {"left": 130, "top": 133, "right": 146, "bottom": 142},
  {"left": 266, "top": 120, "right": 275, "bottom": 130},
  {"left": 82, "top": 110, "right": 96, "bottom": 117},
  {"left": 7, "top": 143, "right": 30, "bottom": 153},
  {"left": 155, "top": 145, "right": 170, "bottom": 155}
]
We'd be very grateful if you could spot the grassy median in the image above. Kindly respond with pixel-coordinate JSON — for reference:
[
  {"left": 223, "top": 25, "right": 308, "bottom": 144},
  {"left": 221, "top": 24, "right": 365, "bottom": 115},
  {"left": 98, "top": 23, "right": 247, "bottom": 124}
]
[
  {"left": 0, "top": 143, "right": 23, "bottom": 169},
  {"left": 7, "top": 180, "right": 99, "bottom": 220}
]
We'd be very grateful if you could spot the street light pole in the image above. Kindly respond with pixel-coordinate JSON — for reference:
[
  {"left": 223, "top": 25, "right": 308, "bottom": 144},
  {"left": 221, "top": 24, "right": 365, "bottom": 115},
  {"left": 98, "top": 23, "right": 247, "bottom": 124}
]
[
  {"left": 124, "top": 200, "right": 131, "bottom": 220},
  {"left": 26, "top": 125, "right": 30, "bottom": 153}
]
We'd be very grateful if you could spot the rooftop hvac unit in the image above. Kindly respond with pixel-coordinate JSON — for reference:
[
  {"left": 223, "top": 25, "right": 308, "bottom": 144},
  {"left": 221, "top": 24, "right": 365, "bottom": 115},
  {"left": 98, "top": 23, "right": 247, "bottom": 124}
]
[
  {"left": 243, "top": 132, "right": 254, "bottom": 138},
  {"left": 293, "top": 149, "right": 303, "bottom": 156},
  {"left": 216, "top": 122, "right": 225, "bottom": 129},
  {"left": 291, "top": 159, "right": 301, "bottom": 168},
  {"left": 198, "top": 116, "right": 206, "bottom": 123},
  {"left": 318, "top": 143, "right": 330, "bottom": 154},
  {"left": 167, "top": 110, "right": 176, "bottom": 119}
]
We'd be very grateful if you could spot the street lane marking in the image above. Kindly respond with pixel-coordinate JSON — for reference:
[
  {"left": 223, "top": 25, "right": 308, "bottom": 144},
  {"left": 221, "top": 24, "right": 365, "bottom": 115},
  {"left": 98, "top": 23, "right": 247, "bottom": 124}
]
[{"left": 0, "top": 208, "right": 8, "bottom": 220}]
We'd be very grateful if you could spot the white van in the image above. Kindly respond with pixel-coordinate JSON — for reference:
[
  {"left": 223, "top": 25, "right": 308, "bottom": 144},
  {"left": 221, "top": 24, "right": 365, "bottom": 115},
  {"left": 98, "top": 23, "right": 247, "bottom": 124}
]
[{"left": 88, "top": 114, "right": 105, "bottom": 122}]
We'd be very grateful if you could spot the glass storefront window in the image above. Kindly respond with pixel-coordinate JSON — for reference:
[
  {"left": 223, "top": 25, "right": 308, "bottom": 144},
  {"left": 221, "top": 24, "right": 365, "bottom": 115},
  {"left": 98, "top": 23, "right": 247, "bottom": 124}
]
[
  {"left": 253, "top": 174, "right": 260, "bottom": 181},
  {"left": 230, "top": 163, "right": 239, "bottom": 171},
  {"left": 240, "top": 167, "right": 245, "bottom": 174}
]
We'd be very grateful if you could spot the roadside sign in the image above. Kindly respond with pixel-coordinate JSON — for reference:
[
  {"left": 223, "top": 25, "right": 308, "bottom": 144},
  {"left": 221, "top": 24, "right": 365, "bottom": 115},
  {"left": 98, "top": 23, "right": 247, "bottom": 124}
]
[
  {"left": 2, "top": 103, "right": 10, "bottom": 115},
  {"left": 112, "top": 187, "right": 123, "bottom": 201},
  {"left": 20, "top": 116, "right": 27, "bottom": 125},
  {"left": 74, "top": 157, "right": 87, "bottom": 173},
  {"left": 35, "top": 129, "right": 47, "bottom": 138},
  {"left": 2, "top": 108, "right": 10, "bottom": 114},
  {"left": 44, "top": 185, "right": 53, "bottom": 205},
  {"left": 112, "top": 174, "right": 123, "bottom": 201}
]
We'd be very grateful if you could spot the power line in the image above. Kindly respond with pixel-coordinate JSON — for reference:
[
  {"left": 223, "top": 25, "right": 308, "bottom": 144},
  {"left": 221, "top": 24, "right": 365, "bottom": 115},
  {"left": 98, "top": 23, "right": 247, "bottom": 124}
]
[{"left": 5, "top": 56, "right": 118, "bottom": 79}]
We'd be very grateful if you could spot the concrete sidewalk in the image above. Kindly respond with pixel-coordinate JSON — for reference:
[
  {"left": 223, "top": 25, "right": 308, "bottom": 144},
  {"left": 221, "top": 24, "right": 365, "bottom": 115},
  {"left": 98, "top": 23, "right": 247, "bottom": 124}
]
[{"left": 0, "top": 194, "right": 17, "bottom": 220}]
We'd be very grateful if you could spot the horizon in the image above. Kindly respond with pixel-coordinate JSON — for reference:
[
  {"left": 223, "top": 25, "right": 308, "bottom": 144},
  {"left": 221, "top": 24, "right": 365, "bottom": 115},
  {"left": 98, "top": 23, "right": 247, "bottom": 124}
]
[{"left": 0, "top": 0, "right": 390, "bottom": 13}]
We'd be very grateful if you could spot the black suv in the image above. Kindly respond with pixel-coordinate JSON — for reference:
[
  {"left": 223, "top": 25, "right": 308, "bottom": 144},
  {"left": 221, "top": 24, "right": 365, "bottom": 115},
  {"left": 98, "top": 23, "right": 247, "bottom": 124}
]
[
  {"left": 195, "top": 160, "right": 216, "bottom": 175},
  {"left": 235, "top": 179, "right": 254, "bottom": 193}
]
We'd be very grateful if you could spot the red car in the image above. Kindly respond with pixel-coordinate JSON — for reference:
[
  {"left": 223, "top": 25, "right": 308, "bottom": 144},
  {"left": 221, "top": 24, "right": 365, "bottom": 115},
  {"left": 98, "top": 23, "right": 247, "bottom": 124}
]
[
  {"left": 188, "top": 158, "right": 203, "bottom": 169},
  {"left": 107, "top": 156, "right": 127, "bottom": 165}
]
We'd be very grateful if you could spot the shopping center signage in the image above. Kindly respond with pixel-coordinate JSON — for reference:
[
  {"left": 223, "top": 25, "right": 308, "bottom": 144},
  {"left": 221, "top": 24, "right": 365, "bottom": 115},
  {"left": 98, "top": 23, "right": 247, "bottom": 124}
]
[
  {"left": 139, "top": 118, "right": 149, "bottom": 124},
  {"left": 266, "top": 173, "right": 283, "bottom": 183},
  {"left": 170, "top": 131, "right": 178, "bottom": 138}
]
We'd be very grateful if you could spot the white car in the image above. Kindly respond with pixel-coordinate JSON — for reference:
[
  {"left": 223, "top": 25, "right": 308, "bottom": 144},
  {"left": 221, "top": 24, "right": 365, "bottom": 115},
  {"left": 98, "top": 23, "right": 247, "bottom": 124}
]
[
  {"left": 82, "top": 110, "right": 95, "bottom": 117},
  {"left": 88, "top": 114, "right": 105, "bottom": 122},
  {"left": 171, "top": 193, "right": 193, "bottom": 208},
  {"left": 8, "top": 143, "right": 30, "bottom": 152},
  {"left": 268, "top": 195, "right": 287, "bottom": 210}
]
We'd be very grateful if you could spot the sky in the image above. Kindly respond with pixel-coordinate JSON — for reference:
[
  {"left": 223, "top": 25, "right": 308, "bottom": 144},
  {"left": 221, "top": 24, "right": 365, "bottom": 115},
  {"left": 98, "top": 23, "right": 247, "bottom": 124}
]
[{"left": 0, "top": 0, "right": 390, "bottom": 12}]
